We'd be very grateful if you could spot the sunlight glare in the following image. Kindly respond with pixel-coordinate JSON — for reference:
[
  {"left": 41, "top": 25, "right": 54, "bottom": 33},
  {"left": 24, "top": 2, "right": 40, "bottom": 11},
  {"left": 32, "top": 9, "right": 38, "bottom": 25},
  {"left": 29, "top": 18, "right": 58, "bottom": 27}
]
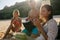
[{"left": 15, "top": 0, "right": 26, "bottom": 2}]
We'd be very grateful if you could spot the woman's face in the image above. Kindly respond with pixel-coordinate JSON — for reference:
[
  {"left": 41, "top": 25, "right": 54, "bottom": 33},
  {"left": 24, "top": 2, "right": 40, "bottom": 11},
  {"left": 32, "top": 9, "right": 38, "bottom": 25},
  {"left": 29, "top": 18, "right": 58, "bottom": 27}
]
[
  {"left": 14, "top": 12, "right": 19, "bottom": 18},
  {"left": 40, "top": 7, "right": 50, "bottom": 18}
]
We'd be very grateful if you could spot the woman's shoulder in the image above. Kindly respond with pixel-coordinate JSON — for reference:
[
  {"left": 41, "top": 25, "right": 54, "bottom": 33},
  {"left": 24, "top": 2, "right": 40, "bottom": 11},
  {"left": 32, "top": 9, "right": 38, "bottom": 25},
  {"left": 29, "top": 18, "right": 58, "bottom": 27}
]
[
  {"left": 18, "top": 17, "right": 21, "bottom": 20},
  {"left": 11, "top": 18, "right": 14, "bottom": 21},
  {"left": 11, "top": 17, "right": 21, "bottom": 21},
  {"left": 48, "top": 19, "right": 57, "bottom": 24},
  {"left": 47, "top": 19, "right": 57, "bottom": 28}
]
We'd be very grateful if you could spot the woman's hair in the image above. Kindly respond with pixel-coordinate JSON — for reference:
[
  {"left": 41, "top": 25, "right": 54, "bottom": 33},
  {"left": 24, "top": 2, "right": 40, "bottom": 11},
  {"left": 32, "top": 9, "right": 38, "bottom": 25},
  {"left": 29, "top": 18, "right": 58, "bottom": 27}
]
[
  {"left": 42, "top": 5, "right": 53, "bottom": 20},
  {"left": 13, "top": 9, "right": 20, "bottom": 17}
]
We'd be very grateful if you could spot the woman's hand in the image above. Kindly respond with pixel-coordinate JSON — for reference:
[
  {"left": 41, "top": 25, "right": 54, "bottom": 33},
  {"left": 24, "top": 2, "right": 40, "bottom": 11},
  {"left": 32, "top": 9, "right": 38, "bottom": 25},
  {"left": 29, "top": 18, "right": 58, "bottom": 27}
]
[
  {"left": 32, "top": 18, "right": 42, "bottom": 33},
  {"left": 32, "top": 18, "right": 41, "bottom": 28},
  {"left": 32, "top": 18, "right": 48, "bottom": 40},
  {"left": 0, "top": 32, "right": 5, "bottom": 39}
]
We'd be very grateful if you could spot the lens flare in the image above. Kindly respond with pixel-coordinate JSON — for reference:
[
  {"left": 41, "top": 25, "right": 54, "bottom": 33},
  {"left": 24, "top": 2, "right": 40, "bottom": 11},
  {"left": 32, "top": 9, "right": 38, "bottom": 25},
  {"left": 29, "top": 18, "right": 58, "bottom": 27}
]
[{"left": 35, "top": 0, "right": 39, "bottom": 2}]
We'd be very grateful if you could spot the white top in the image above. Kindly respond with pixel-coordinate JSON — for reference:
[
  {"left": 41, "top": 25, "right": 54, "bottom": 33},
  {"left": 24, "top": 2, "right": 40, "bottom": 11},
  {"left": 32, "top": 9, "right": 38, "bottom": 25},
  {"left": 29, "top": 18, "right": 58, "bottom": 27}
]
[{"left": 35, "top": 19, "right": 58, "bottom": 40}]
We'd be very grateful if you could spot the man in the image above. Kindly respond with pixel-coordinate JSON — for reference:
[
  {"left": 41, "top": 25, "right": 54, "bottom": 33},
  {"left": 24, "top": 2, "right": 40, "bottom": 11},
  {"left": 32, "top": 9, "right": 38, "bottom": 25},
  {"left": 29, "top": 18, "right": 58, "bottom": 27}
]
[{"left": 22, "top": 0, "right": 40, "bottom": 38}]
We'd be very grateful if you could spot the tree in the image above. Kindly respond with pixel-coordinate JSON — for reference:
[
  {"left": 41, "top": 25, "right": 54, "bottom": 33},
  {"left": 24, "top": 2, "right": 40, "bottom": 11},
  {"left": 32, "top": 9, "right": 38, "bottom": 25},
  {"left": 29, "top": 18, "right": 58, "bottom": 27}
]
[
  {"left": 50, "top": 0, "right": 60, "bottom": 15},
  {"left": 0, "top": 1, "right": 30, "bottom": 19}
]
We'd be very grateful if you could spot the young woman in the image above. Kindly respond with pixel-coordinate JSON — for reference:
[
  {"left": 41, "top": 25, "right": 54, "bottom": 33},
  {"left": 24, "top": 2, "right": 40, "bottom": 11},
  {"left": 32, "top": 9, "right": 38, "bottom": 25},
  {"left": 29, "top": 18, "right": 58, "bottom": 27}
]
[
  {"left": 33, "top": 5, "right": 58, "bottom": 40},
  {"left": 3, "top": 9, "right": 22, "bottom": 39},
  {"left": 10, "top": 9, "right": 22, "bottom": 32},
  {"left": 22, "top": 0, "right": 40, "bottom": 38}
]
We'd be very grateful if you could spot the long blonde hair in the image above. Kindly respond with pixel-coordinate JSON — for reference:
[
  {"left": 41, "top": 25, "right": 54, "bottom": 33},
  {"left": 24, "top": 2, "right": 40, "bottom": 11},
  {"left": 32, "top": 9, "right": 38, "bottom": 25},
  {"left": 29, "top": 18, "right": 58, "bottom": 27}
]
[{"left": 13, "top": 9, "right": 20, "bottom": 18}]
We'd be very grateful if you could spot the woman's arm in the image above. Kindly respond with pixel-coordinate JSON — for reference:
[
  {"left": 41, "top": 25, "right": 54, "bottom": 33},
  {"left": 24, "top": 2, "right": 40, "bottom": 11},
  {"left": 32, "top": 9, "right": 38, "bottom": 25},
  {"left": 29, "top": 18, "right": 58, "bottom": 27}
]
[
  {"left": 3, "top": 19, "right": 14, "bottom": 38},
  {"left": 47, "top": 20, "right": 58, "bottom": 40},
  {"left": 10, "top": 19, "right": 15, "bottom": 32},
  {"left": 32, "top": 19, "right": 48, "bottom": 40}
]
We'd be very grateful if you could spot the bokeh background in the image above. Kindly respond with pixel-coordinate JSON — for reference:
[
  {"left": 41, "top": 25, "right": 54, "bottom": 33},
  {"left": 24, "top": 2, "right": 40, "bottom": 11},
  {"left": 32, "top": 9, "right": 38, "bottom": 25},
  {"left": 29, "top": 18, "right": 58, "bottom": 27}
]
[{"left": 0, "top": 0, "right": 60, "bottom": 39}]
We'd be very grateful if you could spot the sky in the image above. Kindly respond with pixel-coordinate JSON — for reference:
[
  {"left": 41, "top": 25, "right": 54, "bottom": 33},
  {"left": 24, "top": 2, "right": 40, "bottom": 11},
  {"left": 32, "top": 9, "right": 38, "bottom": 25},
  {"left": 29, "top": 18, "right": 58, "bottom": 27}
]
[{"left": 0, "top": 0, "right": 26, "bottom": 10}]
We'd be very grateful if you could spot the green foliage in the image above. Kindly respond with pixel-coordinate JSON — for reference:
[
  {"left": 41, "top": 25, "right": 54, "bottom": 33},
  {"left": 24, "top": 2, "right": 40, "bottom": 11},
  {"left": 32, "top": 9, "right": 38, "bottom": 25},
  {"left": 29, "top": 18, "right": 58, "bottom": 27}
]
[
  {"left": 0, "top": 1, "right": 30, "bottom": 19},
  {"left": 0, "top": 0, "right": 60, "bottom": 19},
  {"left": 50, "top": 0, "right": 60, "bottom": 15}
]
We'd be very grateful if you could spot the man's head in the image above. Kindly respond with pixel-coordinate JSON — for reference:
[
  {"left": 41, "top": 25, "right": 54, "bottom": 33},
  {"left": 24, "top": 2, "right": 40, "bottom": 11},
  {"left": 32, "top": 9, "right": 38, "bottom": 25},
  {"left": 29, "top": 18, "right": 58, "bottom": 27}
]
[{"left": 27, "top": 0, "right": 37, "bottom": 9}]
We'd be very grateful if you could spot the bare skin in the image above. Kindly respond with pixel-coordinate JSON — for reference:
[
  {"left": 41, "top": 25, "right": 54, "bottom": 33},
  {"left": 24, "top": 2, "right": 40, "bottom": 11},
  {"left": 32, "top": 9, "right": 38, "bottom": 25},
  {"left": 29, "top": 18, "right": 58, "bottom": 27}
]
[
  {"left": 3, "top": 11, "right": 22, "bottom": 39},
  {"left": 11, "top": 17, "right": 22, "bottom": 32},
  {"left": 3, "top": 17, "right": 22, "bottom": 39},
  {"left": 32, "top": 18, "right": 48, "bottom": 40},
  {"left": 28, "top": 10, "right": 48, "bottom": 40},
  {"left": 27, "top": 0, "right": 48, "bottom": 40},
  {"left": 27, "top": 8, "right": 40, "bottom": 38},
  {"left": 27, "top": 6, "right": 48, "bottom": 40}
]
